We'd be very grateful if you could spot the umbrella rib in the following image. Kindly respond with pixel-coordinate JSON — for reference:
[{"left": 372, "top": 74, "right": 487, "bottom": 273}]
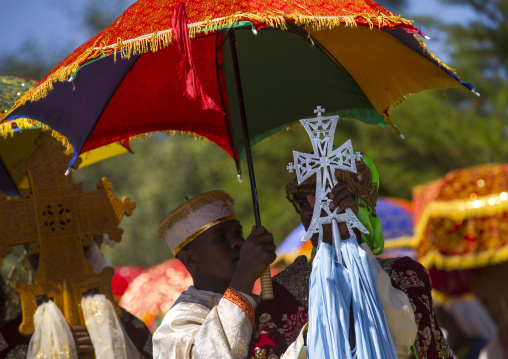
[
  {"left": 76, "top": 56, "right": 141, "bottom": 157},
  {"left": 214, "top": 33, "right": 240, "bottom": 173}
]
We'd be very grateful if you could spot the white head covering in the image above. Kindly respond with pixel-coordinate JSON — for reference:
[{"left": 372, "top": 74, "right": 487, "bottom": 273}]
[{"left": 158, "top": 190, "right": 238, "bottom": 255}]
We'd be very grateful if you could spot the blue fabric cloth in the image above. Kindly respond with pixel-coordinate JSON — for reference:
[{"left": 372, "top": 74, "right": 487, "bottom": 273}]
[{"left": 307, "top": 234, "right": 398, "bottom": 359}]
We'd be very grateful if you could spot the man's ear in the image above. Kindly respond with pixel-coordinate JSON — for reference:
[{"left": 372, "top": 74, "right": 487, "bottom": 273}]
[{"left": 177, "top": 249, "right": 197, "bottom": 272}]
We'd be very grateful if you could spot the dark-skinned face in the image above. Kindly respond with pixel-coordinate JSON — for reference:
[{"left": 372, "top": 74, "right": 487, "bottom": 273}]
[
  {"left": 297, "top": 192, "right": 356, "bottom": 247},
  {"left": 297, "top": 192, "right": 321, "bottom": 247},
  {"left": 189, "top": 219, "right": 244, "bottom": 287}
]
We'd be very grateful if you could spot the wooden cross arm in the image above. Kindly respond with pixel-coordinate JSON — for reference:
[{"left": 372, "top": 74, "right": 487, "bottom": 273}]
[
  {"left": 97, "top": 177, "right": 136, "bottom": 221},
  {"left": 0, "top": 198, "right": 35, "bottom": 257}
]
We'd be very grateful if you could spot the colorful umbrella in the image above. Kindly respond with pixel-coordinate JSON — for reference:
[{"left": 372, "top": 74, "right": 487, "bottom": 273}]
[
  {"left": 409, "top": 164, "right": 508, "bottom": 332},
  {"left": 406, "top": 164, "right": 508, "bottom": 301},
  {"left": 3, "top": 0, "right": 475, "bottom": 176},
  {"left": 0, "top": 75, "right": 132, "bottom": 196},
  {"left": 412, "top": 163, "right": 508, "bottom": 270},
  {"left": 376, "top": 196, "right": 417, "bottom": 259}
]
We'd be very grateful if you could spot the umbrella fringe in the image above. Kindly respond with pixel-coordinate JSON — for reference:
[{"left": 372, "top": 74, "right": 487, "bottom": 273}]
[
  {"left": 383, "top": 236, "right": 416, "bottom": 250},
  {"left": 0, "top": 118, "right": 38, "bottom": 138},
  {"left": 419, "top": 245, "right": 508, "bottom": 271},
  {"left": 130, "top": 130, "right": 211, "bottom": 142},
  {"left": 382, "top": 112, "right": 403, "bottom": 137},
  {"left": 0, "top": 120, "right": 211, "bottom": 154},
  {"left": 413, "top": 34, "right": 457, "bottom": 75},
  {"left": 0, "top": 117, "right": 74, "bottom": 152},
  {"left": 9, "top": 12, "right": 416, "bottom": 113},
  {"left": 415, "top": 192, "right": 508, "bottom": 224}
]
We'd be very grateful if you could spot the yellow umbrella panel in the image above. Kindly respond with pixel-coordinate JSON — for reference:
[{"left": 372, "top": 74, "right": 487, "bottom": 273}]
[{"left": 0, "top": 125, "right": 131, "bottom": 196}]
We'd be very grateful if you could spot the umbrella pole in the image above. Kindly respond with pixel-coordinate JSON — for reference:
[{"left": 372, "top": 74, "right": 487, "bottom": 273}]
[{"left": 228, "top": 29, "right": 273, "bottom": 301}]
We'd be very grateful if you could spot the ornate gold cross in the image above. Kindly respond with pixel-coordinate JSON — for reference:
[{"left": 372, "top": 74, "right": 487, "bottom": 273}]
[{"left": 0, "top": 136, "right": 135, "bottom": 335}]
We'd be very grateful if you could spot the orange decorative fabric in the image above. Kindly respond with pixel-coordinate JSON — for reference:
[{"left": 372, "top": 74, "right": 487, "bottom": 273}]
[{"left": 223, "top": 288, "right": 255, "bottom": 328}]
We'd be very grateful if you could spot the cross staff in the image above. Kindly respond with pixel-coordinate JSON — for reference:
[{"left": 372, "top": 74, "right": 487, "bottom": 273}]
[
  {"left": 287, "top": 107, "right": 368, "bottom": 245},
  {"left": 0, "top": 136, "right": 134, "bottom": 335}
]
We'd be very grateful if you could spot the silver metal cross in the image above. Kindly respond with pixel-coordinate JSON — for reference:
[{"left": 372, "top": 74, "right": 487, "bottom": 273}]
[
  {"left": 314, "top": 106, "right": 325, "bottom": 116},
  {"left": 287, "top": 107, "right": 369, "bottom": 244}
]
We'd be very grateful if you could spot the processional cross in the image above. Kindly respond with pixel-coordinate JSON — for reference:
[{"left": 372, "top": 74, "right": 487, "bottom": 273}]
[
  {"left": 287, "top": 107, "right": 369, "bottom": 245},
  {"left": 0, "top": 136, "right": 135, "bottom": 335}
]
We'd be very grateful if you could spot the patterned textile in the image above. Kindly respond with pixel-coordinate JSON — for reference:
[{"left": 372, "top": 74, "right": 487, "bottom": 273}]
[
  {"left": 224, "top": 288, "right": 256, "bottom": 327},
  {"left": 153, "top": 286, "right": 255, "bottom": 359},
  {"left": 249, "top": 257, "right": 311, "bottom": 358},
  {"left": 249, "top": 281, "right": 308, "bottom": 359},
  {"left": 380, "top": 257, "right": 454, "bottom": 359},
  {"left": 250, "top": 255, "right": 453, "bottom": 359}
]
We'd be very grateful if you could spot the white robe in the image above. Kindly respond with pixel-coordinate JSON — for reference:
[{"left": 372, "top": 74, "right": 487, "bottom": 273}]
[{"left": 153, "top": 286, "right": 256, "bottom": 359}]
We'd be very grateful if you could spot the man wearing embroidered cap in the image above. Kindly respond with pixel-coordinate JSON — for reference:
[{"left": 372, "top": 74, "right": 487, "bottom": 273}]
[{"left": 153, "top": 190, "right": 277, "bottom": 359}]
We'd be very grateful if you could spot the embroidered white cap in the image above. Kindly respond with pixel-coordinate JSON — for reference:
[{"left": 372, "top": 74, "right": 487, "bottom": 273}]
[{"left": 158, "top": 190, "right": 238, "bottom": 255}]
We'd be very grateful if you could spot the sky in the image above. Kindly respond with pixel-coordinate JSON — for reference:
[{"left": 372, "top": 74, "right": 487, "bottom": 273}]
[{"left": 0, "top": 0, "right": 478, "bottom": 68}]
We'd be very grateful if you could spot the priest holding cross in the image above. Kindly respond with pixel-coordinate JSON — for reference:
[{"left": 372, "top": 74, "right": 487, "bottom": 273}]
[{"left": 249, "top": 108, "right": 452, "bottom": 359}]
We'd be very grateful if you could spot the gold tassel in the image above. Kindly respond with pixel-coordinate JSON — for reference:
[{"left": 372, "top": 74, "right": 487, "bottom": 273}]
[
  {"left": 383, "top": 112, "right": 403, "bottom": 137},
  {"left": 413, "top": 34, "right": 457, "bottom": 74}
]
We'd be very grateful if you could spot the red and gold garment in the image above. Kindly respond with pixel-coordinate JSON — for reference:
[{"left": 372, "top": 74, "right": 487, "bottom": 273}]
[
  {"left": 381, "top": 256, "right": 453, "bottom": 359},
  {"left": 249, "top": 256, "right": 310, "bottom": 358},
  {"left": 249, "top": 255, "right": 453, "bottom": 359}
]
